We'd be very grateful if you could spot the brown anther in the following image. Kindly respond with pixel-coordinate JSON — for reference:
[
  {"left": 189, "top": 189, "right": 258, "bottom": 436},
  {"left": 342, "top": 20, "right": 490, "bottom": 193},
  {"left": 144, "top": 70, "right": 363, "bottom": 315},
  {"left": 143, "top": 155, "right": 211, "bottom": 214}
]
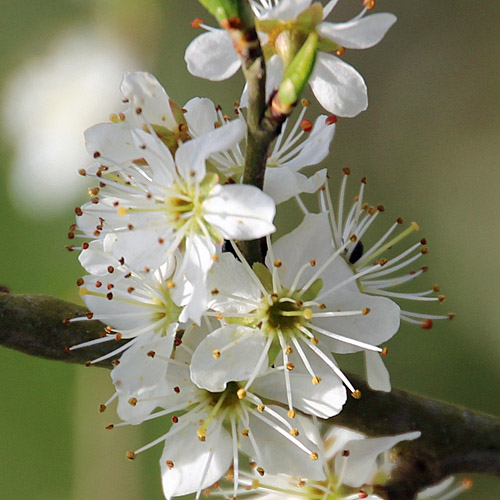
[
  {"left": 78, "top": 168, "right": 87, "bottom": 176},
  {"left": 358, "top": 490, "right": 368, "bottom": 498},
  {"left": 438, "top": 294, "right": 446, "bottom": 303},
  {"left": 106, "top": 292, "right": 113, "bottom": 300},
  {"left": 368, "top": 206, "right": 376, "bottom": 216},
  {"left": 363, "top": 0, "right": 375, "bottom": 9},
  {"left": 126, "top": 451, "right": 136, "bottom": 461},
  {"left": 286, "top": 362, "right": 295, "bottom": 371},
  {"left": 105, "top": 325, "right": 113, "bottom": 333},
  {"left": 421, "top": 319, "right": 433, "bottom": 330},
  {"left": 135, "top": 107, "right": 142, "bottom": 114},
  {"left": 63, "top": 318, "right": 71, "bottom": 325},
  {"left": 144, "top": 267, "right": 150, "bottom": 273},
  {"left": 433, "top": 284, "right": 440, "bottom": 292},
  {"left": 99, "top": 404, "right": 107, "bottom": 413},
  {"left": 312, "top": 376, "right": 321, "bottom": 385},
  {"left": 124, "top": 273, "right": 132, "bottom": 278},
  {"left": 67, "top": 232, "right": 75, "bottom": 239},
  {"left": 421, "top": 265, "right": 429, "bottom": 272},
  {"left": 107, "top": 265, "right": 114, "bottom": 273},
  {"left": 349, "top": 234, "right": 357, "bottom": 242},
  {"left": 342, "top": 449, "right": 350, "bottom": 457},
  {"left": 118, "top": 257, "right": 125, "bottom": 266},
  {"left": 351, "top": 390, "right": 362, "bottom": 399},
  {"left": 378, "top": 258, "right": 388, "bottom": 266},
  {"left": 115, "top": 333, "right": 122, "bottom": 341},
  {"left": 82, "top": 242, "right": 89, "bottom": 250},
  {"left": 241, "top": 428, "right": 250, "bottom": 437},
  {"left": 86, "top": 312, "right": 94, "bottom": 319},
  {"left": 105, "top": 424, "right": 114, "bottom": 430},
  {"left": 128, "top": 224, "right": 134, "bottom": 230},
  {"left": 172, "top": 415, "right": 179, "bottom": 424},
  {"left": 325, "top": 115, "right": 337, "bottom": 125},
  {"left": 173, "top": 386, "right": 180, "bottom": 394},
  {"left": 93, "top": 151, "right": 101, "bottom": 159},
  {"left": 380, "top": 347, "right": 388, "bottom": 357},
  {"left": 166, "top": 460, "right": 174, "bottom": 469},
  {"left": 396, "top": 217, "right": 403, "bottom": 224},
  {"left": 377, "top": 205, "right": 385, "bottom": 212},
  {"left": 300, "top": 119, "right": 313, "bottom": 132},
  {"left": 147, "top": 350, "right": 156, "bottom": 358},
  {"left": 448, "top": 313, "right": 456, "bottom": 320},
  {"left": 362, "top": 307, "right": 371, "bottom": 315},
  {"left": 462, "top": 478, "right": 473, "bottom": 489},
  {"left": 309, "top": 259, "right": 317, "bottom": 267},
  {"left": 128, "top": 397, "right": 138, "bottom": 407},
  {"left": 298, "top": 480, "right": 306, "bottom": 487},
  {"left": 158, "top": 238, "right": 164, "bottom": 245},
  {"left": 311, "top": 337, "right": 319, "bottom": 345},
  {"left": 420, "top": 238, "right": 427, "bottom": 245},
  {"left": 211, "top": 288, "right": 220, "bottom": 295},
  {"left": 256, "top": 467, "right": 265, "bottom": 477},
  {"left": 174, "top": 338, "right": 182, "bottom": 347},
  {"left": 336, "top": 46, "right": 346, "bottom": 56},
  {"left": 318, "top": 303, "right": 327, "bottom": 310},
  {"left": 118, "top": 112, "right": 126, "bottom": 121},
  {"left": 343, "top": 167, "right": 351, "bottom": 175},
  {"left": 361, "top": 177, "right": 367, "bottom": 184},
  {"left": 107, "top": 283, "right": 114, "bottom": 290},
  {"left": 74, "top": 206, "right": 83, "bottom": 216},
  {"left": 111, "top": 359, "right": 120, "bottom": 366},
  {"left": 85, "top": 361, "right": 92, "bottom": 367},
  {"left": 309, "top": 452, "right": 319, "bottom": 461},
  {"left": 76, "top": 277, "right": 84, "bottom": 286},
  {"left": 93, "top": 230, "right": 101, "bottom": 237},
  {"left": 65, "top": 246, "right": 75, "bottom": 252},
  {"left": 113, "top": 201, "right": 119, "bottom": 207},
  {"left": 285, "top": 345, "right": 293, "bottom": 355},
  {"left": 95, "top": 281, "right": 102, "bottom": 288},
  {"left": 273, "top": 259, "right": 282, "bottom": 267}
]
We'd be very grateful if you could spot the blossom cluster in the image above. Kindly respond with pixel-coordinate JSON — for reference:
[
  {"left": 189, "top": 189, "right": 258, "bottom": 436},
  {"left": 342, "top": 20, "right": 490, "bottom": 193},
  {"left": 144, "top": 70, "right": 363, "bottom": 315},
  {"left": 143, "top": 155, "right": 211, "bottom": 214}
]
[{"left": 66, "top": 1, "right": 458, "bottom": 499}]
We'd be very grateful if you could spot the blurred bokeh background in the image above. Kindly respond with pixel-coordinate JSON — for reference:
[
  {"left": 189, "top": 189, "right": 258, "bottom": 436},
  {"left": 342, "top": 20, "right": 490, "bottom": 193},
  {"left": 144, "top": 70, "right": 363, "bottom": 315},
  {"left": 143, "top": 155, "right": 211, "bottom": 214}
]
[{"left": 0, "top": 1, "right": 499, "bottom": 498}]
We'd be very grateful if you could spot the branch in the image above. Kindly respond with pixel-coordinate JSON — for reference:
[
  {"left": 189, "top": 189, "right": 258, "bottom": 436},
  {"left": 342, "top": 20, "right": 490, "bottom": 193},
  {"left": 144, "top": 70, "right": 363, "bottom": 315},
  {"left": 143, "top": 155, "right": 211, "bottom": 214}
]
[{"left": 2, "top": 292, "right": 499, "bottom": 498}]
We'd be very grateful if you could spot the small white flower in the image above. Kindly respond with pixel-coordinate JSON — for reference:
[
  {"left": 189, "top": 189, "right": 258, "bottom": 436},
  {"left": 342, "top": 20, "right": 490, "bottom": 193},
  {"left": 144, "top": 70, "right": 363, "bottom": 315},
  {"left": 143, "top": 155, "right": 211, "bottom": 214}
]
[
  {"left": 73, "top": 71, "right": 276, "bottom": 322},
  {"left": 317, "top": 169, "right": 454, "bottom": 391},
  {"left": 185, "top": 1, "right": 396, "bottom": 116},
  {"left": 192, "top": 211, "right": 400, "bottom": 416},
  {"left": 183, "top": 92, "right": 336, "bottom": 204},
  {"left": 110, "top": 324, "right": 325, "bottom": 500}
]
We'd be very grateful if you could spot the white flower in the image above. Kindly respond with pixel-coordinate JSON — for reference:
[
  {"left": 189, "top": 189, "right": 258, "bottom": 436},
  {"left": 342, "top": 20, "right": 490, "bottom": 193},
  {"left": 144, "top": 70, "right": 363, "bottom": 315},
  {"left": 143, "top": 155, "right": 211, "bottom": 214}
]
[
  {"left": 210, "top": 425, "right": 424, "bottom": 500},
  {"left": 191, "top": 211, "right": 400, "bottom": 416},
  {"left": 110, "top": 324, "right": 326, "bottom": 500},
  {"left": 183, "top": 91, "right": 336, "bottom": 204},
  {"left": 67, "top": 258, "right": 183, "bottom": 368},
  {"left": 317, "top": 169, "right": 454, "bottom": 391},
  {"left": 73, "top": 71, "right": 276, "bottom": 322},
  {"left": 185, "top": 1, "right": 396, "bottom": 116},
  {"left": 1, "top": 25, "right": 139, "bottom": 216}
]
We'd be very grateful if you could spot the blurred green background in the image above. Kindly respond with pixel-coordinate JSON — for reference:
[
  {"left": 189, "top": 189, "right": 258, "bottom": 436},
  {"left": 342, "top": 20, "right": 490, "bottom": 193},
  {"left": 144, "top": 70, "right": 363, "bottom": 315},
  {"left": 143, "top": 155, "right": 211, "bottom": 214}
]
[{"left": 0, "top": 1, "right": 499, "bottom": 498}]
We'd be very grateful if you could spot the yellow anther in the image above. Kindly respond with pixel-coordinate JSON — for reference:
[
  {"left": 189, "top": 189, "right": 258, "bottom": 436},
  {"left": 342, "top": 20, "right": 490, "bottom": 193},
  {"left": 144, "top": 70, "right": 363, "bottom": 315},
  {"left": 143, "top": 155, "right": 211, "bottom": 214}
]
[
  {"left": 241, "top": 428, "right": 250, "bottom": 437},
  {"left": 351, "top": 390, "right": 362, "bottom": 399},
  {"left": 213, "top": 349, "right": 221, "bottom": 359},
  {"left": 311, "top": 337, "right": 319, "bottom": 345},
  {"left": 128, "top": 397, "right": 137, "bottom": 406},
  {"left": 79, "top": 287, "right": 89, "bottom": 296},
  {"left": 312, "top": 376, "right": 321, "bottom": 385},
  {"left": 237, "top": 388, "right": 247, "bottom": 399},
  {"left": 290, "top": 428, "right": 299, "bottom": 437},
  {"left": 273, "top": 259, "right": 282, "bottom": 267},
  {"left": 287, "top": 410, "right": 296, "bottom": 419},
  {"left": 197, "top": 428, "right": 206, "bottom": 441},
  {"left": 117, "top": 206, "right": 127, "bottom": 217},
  {"left": 126, "top": 451, "right": 135, "bottom": 460},
  {"left": 257, "top": 404, "right": 265, "bottom": 413},
  {"left": 309, "top": 452, "right": 319, "bottom": 461},
  {"left": 167, "top": 281, "right": 176, "bottom": 289},
  {"left": 362, "top": 307, "right": 371, "bottom": 315},
  {"left": 303, "top": 308, "right": 313, "bottom": 320},
  {"left": 286, "top": 362, "right": 295, "bottom": 371},
  {"left": 285, "top": 345, "right": 293, "bottom": 355}
]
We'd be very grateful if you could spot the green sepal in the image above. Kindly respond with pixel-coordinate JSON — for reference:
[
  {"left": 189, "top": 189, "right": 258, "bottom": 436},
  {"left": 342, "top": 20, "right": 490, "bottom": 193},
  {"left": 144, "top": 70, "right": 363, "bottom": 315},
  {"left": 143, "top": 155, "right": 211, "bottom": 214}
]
[
  {"left": 300, "top": 278, "right": 323, "bottom": 302},
  {"left": 277, "top": 31, "right": 318, "bottom": 108},
  {"left": 266, "top": 339, "right": 281, "bottom": 366},
  {"left": 198, "top": 0, "right": 241, "bottom": 23},
  {"left": 318, "top": 36, "right": 342, "bottom": 53},
  {"left": 296, "top": 3, "right": 323, "bottom": 31},
  {"left": 252, "top": 262, "right": 273, "bottom": 293}
]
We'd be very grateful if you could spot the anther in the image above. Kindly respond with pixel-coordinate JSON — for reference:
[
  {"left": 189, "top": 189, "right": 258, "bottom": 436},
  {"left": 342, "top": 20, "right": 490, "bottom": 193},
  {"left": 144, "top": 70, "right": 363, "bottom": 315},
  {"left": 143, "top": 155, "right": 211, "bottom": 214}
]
[
  {"left": 213, "top": 349, "right": 221, "bottom": 359},
  {"left": 326, "top": 115, "right": 337, "bottom": 125},
  {"left": 241, "top": 428, "right": 249, "bottom": 437},
  {"left": 462, "top": 478, "right": 473, "bottom": 489},
  {"left": 448, "top": 313, "right": 456, "bottom": 320},
  {"left": 106, "top": 292, "right": 113, "bottom": 300},
  {"left": 107, "top": 284, "right": 114, "bottom": 290},
  {"left": 63, "top": 318, "right": 71, "bottom": 325},
  {"left": 309, "top": 259, "right": 316, "bottom": 267},
  {"left": 349, "top": 234, "right": 357, "bottom": 242},
  {"left": 135, "top": 107, "right": 142, "bottom": 115},
  {"left": 273, "top": 259, "right": 282, "bottom": 267},
  {"left": 421, "top": 319, "right": 433, "bottom": 330},
  {"left": 377, "top": 205, "right": 385, "bottom": 212},
  {"left": 197, "top": 428, "right": 206, "bottom": 441},
  {"left": 309, "top": 452, "right": 319, "bottom": 461},
  {"left": 172, "top": 415, "right": 179, "bottom": 424},
  {"left": 67, "top": 231, "right": 75, "bottom": 239},
  {"left": 381, "top": 347, "right": 389, "bottom": 356},
  {"left": 211, "top": 288, "right": 220, "bottom": 295},
  {"left": 363, "top": 0, "right": 375, "bottom": 9},
  {"left": 303, "top": 308, "right": 313, "bottom": 320},
  {"left": 256, "top": 467, "right": 265, "bottom": 476},
  {"left": 378, "top": 258, "right": 388, "bottom": 266},
  {"left": 433, "top": 284, "right": 440, "bottom": 292},
  {"left": 166, "top": 460, "right": 174, "bottom": 469},
  {"left": 105, "top": 424, "right": 114, "bottom": 430},
  {"left": 111, "top": 359, "right": 120, "bottom": 366},
  {"left": 126, "top": 451, "right": 135, "bottom": 460},
  {"left": 362, "top": 307, "right": 371, "bottom": 315},
  {"left": 287, "top": 410, "right": 296, "bottom": 419},
  {"left": 99, "top": 404, "right": 107, "bottom": 413},
  {"left": 95, "top": 281, "right": 102, "bottom": 288},
  {"left": 300, "top": 119, "right": 313, "bottom": 132},
  {"left": 311, "top": 337, "right": 319, "bottom": 345},
  {"left": 286, "top": 362, "right": 295, "bottom": 371},
  {"left": 351, "top": 390, "right": 362, "bottom": 399},
  {"left": 167, "top": 281, "right": 175, "bottom": 288},
  {"left": 285, "top": 345, "right": 293, "bottom": 355},
  {"left": 115, "top": 333, "right": 122, "bottom": 341},
  {"left": 301, "top": 98, "right": 310, "bottom": 107},
  {"left": 396, "top": 217, "right": 403, "bottom": 224},
  {"left": 74, "top": 206, "right": 83, "bottom": 216},
  {"left": 76, "top": 277, "right": 84, "bottom": 286},
  {"left": 85, "top": 360, "right": 92, "bottom": 367},
  {"left": 343, "top": 167, "right": 351, "bottom": 175},
  {"left": 147, "top": 351, "right": 156, "bottom": 358},
  {"left": 173, "top": 386, "right": 180, "bottom": 394},
  {"left": 257, "top": 404, "right": 265, "bottom": 413},
  {"left": 358, "top": 490, "right": 368, "bottom": 499},
  {"left": 290, "top": 428, "right": 299, "bottom": 437},
  {"left": 118, "top": 257, "right": 125, "bottom": 265},
  {"left": 361, "top": 177, "right": 367, "bottom": 184},
  {"left": 312, "top": 376, "right": 321, "bottom": 385},
  {"left": 342, "top": 450, "right": 350, "bottom": 457},
  {"left": 237, "top": 388, "right": 246, "bottom": 399},
  {"left": 78, "top": 168, "right": 87, "bottom": 176},
  {"left": 438, "top": 295, "right": 446, "bottom": 303}
]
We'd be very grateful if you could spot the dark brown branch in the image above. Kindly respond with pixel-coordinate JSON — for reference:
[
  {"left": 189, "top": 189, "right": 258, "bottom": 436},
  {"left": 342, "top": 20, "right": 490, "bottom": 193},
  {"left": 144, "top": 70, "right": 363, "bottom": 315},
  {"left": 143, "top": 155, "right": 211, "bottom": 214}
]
[{"left": 1, "top": 292, "right": 500, "bottom": 499}]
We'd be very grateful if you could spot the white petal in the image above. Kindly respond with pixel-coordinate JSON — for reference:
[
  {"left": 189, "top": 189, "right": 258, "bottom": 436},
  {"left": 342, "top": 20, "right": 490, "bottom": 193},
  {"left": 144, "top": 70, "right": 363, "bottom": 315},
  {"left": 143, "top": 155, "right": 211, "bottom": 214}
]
[
  {"left": 207, "top": 252, "right": 262, "bottom": 314},
  {"left": 183, "top": 97, "right": 218, "bottom": 137},
  {"left": 251, "top": 364, "right": 346, "bottom": 418},
  {"left": 365, "top": 350, "right": 391, "bottom": 392},
  {"left": 264, "top": 167, "right": 327, "bottom": 204},
  {"left": 278, "top": 115, "right": 336, "bottom": 170},
  {"left": 334, "top": 431, "right": 421, "bottom": 487},
  {"left": 185, "top": 30, "right": 241, "bottom": 81},
  {"left": 315, "top": 291, "right": 401, "bottom": 354},
  {"left": 318, "top": 13, "right": 397, "bottom": 49},
  {"left": 203, "top": 183, "right": 276, "bottom": 239},
  {"left": 160, "top": 414, "right": 232, "bottom": 498},
  {"left": 322, "top": 426, "right": 365, "bottom": 460},
  {"left": 418, "top": 477, "right": 456, "bottom": 499},
  {"left": 84, "top": 122, "right": 136, "bottom": 168},
  {"left": 190, "top": 325, "right": 268, "bottom": 391},
  {"left": 175, "top": 119, "right": 246, "bottom": 180},
  {"left": 240, "top": 406, "right": 325, "bottom": 479},
  {"left": 120, "top": 71, "right": 176, "bottom": 129},
  {"left": 78, "top": 239, "right": 123, "bottom": 275},
  {"left": 310, "top": 53, "right": 368, "bottom": 117}
]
